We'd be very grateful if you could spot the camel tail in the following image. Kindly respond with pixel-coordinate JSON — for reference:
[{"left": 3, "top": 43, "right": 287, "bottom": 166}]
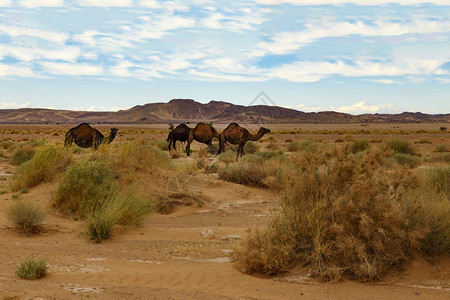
[{"left": 64, "top": 129, "right": 73, "bottom": 147}]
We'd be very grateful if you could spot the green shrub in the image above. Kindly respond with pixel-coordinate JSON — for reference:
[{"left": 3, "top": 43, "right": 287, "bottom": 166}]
[
  {"left": 286, "top": 141, "right": 301, "bottom": 152},
  {"left": 244, "top": 141, "right": 260, "bottom": 154},
  {"left": 10, "top": 144, "right": 71, "bottom": 191},
  {"left": 10, "top": 147, "right": 34, "bottom": 165},
  {"left": 349, "top": 139, "right": 370, "bottom": 154},
  {"left": 6, "top": 200, "right": 45, "bottom": 234},
  {"left": 52, "top": 159, "right": 117, "bottom": 218},
  {"left": 255, "top": 150, "right": 284, "bottom": 160},
  {"left": 108, "top": 191, "right": 151, "bottom": 226},
  {"left": 288, "top": 139, "right": 319, "bottom": 152},
  {"left": 15, "top": 258, "right": 48, "bottom": 279},
  {"left": 86, "top": 210, "right": 116, "bottom": 243},
  {"left": 392, "top": 153, "right": 421, "bottom": 168},
  {"left": 385, "top": 138, "right": 414, "bottom": 155}
]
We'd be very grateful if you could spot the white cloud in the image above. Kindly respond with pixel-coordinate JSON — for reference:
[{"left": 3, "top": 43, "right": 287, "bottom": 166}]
[
  {"left": 365, "top": 78, "right": 402, "bottom": 84},
  {"left": 270, "top": 59, "right": 447, "bottom": 82},
  {"left": 18, "top": 0, "right": 63, "bottom": 8},
  {"left": 0, "top": 0, "right": 11, "bottom": 6},
  {"left": 138, "top": 0, "right": 160, "bottom": 8},
  {"left": 0, "top": 45, "right": 81, "bottom": 62},
  {"left": 296, "top": 103, "right": 324, "bottom": 112},
  {"left": 40, "top": 62, "right": 103, "bottom": 76},
  {"left": 333, "top": 101, "right": 395, "bottom": 114},
  {"left": 0, "top": 63, "right": 34, "bottom": 77},
  {"left": 109, "top": 106, "right": 131, "bottom": 111},
  {"left": 0, "top": 25, "right": 68, "bottom": 44},
  {"left": 254, "top": 0, "right": 450, "bottom": 5},
  {"left": 0, "top": 102, "right": 32, "bottom": 109},
  {"left": 76, "top": 0, "right": 133, "bottom": 7},
  {"left": 257, "top": 19, "right": 450, "bottom": 55}
]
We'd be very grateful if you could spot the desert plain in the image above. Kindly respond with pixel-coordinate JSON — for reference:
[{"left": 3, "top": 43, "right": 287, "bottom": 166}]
[{"left": 0, "top": 122, "right": 449, "bottom": 300}]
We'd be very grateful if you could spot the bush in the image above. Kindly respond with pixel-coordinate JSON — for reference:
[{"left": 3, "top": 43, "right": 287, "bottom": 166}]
[
  {"left": 402, "top": 189, "right": 449, "bottom": 255},
  {"left": 244, "top": 141, "right": 260, "bottom": 154},
  {"left": 10, "top": 144, "right": 71, "bottom": 191},
  {"left": 392, "top": 153, "right": 420, "bottom": 168},
  {"left": 424, "top": 167, "right": 449, "bottom": 196},
  {"left": 218, "top": 150, "right": 236, "bottom": 165},
  {"left": 414, "top": 138, "right": 432, "bottom": 144},
  {"left": 219, "top": 161, "right": 268, "bottom": 187},
  {"left": 6, "top": 200, "right": 45, "bottom": 234},
  {"left": 434, "top": 144, "right": 449, "bottom": 153},
  {"left": 113, "top": 141, "right": 170, "bottom": 173},
  {"left": 10, "top": 147, "right": 34, "bottom": 166},
  {"left": 15, "top": 258, "right": 48, "bottom": 279},
  {"left": 427, "top": 153, "right": 450, "bottom": 163},
  {"left": 385, "top": 138, "right": 414, "bottom": 155},
  {"left": 53, "top": 159, "right": 117, "bottom": 218},
  {"left": 108, "top": 191, "right": 151, "bottom": 226},
  {"left": 86, "top": 210, "right": 116, "bottom": 243},
  {"left": 236, "top": 149, "right": 421, "bottom": 281},
  {"left": 287, "top": 140, "right": 318, "bottom": 152},
  {"left": 349, "top": 139, "right": 370, "bottom": 153}
]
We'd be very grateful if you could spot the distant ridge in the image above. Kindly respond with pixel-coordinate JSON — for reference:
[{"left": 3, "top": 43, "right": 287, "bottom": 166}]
[{"left": 0, "top": 99, "right": 448, "bottom": 124}]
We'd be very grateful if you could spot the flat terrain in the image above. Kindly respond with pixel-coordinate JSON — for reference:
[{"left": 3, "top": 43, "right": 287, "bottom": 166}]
[{"left": 0, "top": 123, "right": 449, "bottom": 299}]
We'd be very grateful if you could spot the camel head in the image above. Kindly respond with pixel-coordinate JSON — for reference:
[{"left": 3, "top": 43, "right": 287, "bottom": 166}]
[
  {"left": 107, "top": 128, "right": 118, "bottom": 144},
  {"left": 259, "top": 127, "right": 271, "bottom": 135}
]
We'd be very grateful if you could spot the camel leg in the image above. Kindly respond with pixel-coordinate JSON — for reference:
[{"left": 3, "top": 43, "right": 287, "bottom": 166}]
[
  {"left": 168, "top": 139, "right": 172, "bottom": 153},
  {"left": 173, "top": 140, "right": 177, "bottom": 152}
]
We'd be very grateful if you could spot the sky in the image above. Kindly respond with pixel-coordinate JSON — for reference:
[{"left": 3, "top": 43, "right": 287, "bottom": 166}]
[{"left": 0, "top": 0, "right": 449, "bottom": 115}]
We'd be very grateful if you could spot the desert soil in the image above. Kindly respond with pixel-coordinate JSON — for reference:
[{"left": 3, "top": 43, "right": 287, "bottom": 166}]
[{"left": 0, "top": 123, "right": 449, "bottom": 299}]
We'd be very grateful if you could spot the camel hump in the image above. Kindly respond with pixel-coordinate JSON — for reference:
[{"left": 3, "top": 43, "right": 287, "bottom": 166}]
[{"left": 224, "top": 123, "right": 240, "bottom": 130}]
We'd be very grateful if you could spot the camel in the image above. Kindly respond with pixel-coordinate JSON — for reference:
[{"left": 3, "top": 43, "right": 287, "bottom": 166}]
[
  {"left": 64, "top": 123, "right": 118, "bottom": 149},
  {"left": 186, "top": 122, "right": 220, "bottom": 156},
  {"left": 167, "top": 123, "right": 191, "bottom": 153},
  {"left": 219, "top": 123, "right": 270, "bottom": 159}
]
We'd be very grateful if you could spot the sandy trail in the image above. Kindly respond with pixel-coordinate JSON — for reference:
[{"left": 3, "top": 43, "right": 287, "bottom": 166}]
[{"left": 0, "top": 173, "right": 449, "bottom": 299}]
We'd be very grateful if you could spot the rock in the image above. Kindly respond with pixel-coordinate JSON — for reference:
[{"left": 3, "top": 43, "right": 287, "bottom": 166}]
[
  {"left": 201, "top": 229, "right": 214, "bottom": 239},
  {"left": 221, "top": 235, "right": 242, "bottom": 241}
]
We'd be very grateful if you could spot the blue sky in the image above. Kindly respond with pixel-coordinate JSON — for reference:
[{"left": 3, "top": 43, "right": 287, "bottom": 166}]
[{"left": 0, "top": 0, "right": 449, "bottom": 114}]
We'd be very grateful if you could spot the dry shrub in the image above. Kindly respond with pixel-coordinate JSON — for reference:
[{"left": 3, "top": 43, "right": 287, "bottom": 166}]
[
  {"left": 218, "top": 150, "right": 236, "bottom": 165},
  {"left": 236, "top": 148, "right": 424, "bottom": 281},
  {"left": 349, "top": 139, "right": 370, "bottom": 153},
  {"left": 427, "top": 153, "right": 450, "bottom": 163},
  {"left": 10, "top": 144, "right": 71, "bottom": 192},
  {"left": 434, "top": 144, "right": 449, "bottom": 153},
  {"left": 244, "top": 141, "right": 260, "bottom": 154},
  {"left": 424, "top": 167, "right": 449, "bottom": 196}
]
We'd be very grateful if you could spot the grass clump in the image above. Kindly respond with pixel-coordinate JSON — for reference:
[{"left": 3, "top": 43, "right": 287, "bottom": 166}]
[
  {"left": 385, "top": 138, "right": 414, "bottom": 155},
  {"left": 392, "top": 153, "right": 421, "bottom": 168},
  {"left": 15, "top": 258, "right": 48, "bottom": 279},
  {"left": 10, "top": 144, "right": 71, "bottom": 192},
  {"left": 53, "top": 159, "right": 117, "bottom": 218},
  {"left": 6, "top": 199, "right": 45, "bottom": 234},
  {"left": 218, "top": 150, "right": 236, "bottom": 165},
  {"left": 349, "top": 139, "right": 370, "bottom": 154},
  {"left": 10, "top": 146, "right": 34, "bottom": 166},
  {"left": 434, "top": 144, "right": 449, "bottom": 153},
  {"left": 219, "top": 161, "right": 268, "bottom": 187},
  {"left": 53, "top": 159, "right": 151, "bottom": 242},
  {"left": 244, "top": 141, "right": 260, "bottom": 154},
  {"left": 423, "top": 167, "right": 449, "bottom": 196}
]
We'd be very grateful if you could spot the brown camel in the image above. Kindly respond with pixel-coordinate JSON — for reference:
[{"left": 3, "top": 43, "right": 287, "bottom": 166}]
[
  {"left": 186, "top": 122, "right": 220, "bottom": 156},
  {"left": 167, "top": 124, "right": 191, "bottom": 153},
  {"left": 219, "top": 123, "right": 270, "bottom": 159},
  {"left": 64, "top": 123, "right": 118, "bottom": 149}
]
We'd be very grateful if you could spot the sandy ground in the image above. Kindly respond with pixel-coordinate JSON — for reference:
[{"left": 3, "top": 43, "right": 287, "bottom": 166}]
[
  {"left": 0, "top": 123, "right": 449, "bottom": 299},
  {"left": 0, "top": 171, "right": 449, "bottom": 300}
]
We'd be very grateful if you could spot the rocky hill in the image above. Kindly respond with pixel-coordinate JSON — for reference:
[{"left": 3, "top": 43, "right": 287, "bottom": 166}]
[{"left": 0, "top": 99, "right": 448, "bottom": 124}]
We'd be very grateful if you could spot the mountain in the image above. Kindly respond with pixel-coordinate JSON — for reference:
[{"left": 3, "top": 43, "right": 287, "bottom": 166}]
[{"left": 0, "top": 99, "right": 448, "bottom": 124}]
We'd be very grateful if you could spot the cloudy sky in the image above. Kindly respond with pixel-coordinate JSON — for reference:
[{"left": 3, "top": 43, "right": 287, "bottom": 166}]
[{"left": 0, "top": 0, "right": 449, "bottom": 114}]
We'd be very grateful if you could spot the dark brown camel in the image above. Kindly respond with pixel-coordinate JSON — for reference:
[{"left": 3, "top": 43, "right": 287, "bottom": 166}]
[
  {"left": 186, "top": 122, "right": 220, "bottom": 156},
  {"left": 64, "top": 123, "right": 118, "bottom": 149},
  {"left": 167, "top": 123, "right": 191, "bottom": 153},
  {"left": 219, "top": 123, "right": 270, "bottom": 159}
]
